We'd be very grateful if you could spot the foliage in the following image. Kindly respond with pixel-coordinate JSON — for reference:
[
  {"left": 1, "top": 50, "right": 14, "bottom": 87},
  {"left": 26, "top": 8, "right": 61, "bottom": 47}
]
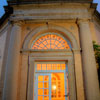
[
  {"left": 93, "top": 41, "right": 100, "bottom": 67},
  {"left": 93, "top": 41, "right": 100, "bottom": 87}
]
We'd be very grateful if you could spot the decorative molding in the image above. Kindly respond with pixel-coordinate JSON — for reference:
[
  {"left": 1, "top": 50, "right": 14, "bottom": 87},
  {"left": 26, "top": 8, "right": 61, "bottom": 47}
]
[
  {"left": 20, "top": 48, "right": 81, "bottom": 55},
  {"left": 13, "top": 8, "right": 88, "bottom": 15},
  {"left": 11, "top": 20, "right": 24, "bottom": 26},
  {"left": 22, "top": 24, "right": 79, "bottom": 49},
  {"left": 77, "top": 19, "right": 90, "bottom": 25},
  {"left": 0, "top": 22, "right": 10, "bottom": 36},
  {"left": 9, "top": 4, "right": 92, "bottom": 21},
  {"left": 21, "top": 49, "right": 72, "bottom": 52},
  {"left": 71, "top": 48, "right": 82, "bottom": 53}
]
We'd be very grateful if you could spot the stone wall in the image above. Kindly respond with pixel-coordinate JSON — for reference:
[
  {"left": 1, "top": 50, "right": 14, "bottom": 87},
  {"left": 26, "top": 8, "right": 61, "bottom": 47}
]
[
  {"left": 0, "top": 29, "right": 7, "bottom": 99},
  {"left": 94, "top": 22, "right": 100, "bottom": 44}
]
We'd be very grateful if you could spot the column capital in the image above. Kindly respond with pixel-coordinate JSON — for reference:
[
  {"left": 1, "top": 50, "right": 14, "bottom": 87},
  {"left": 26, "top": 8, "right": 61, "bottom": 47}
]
[
  {"left": 77, "top": 19, "right": 89, "bottom": 25},
  {"left": 11, "top": 20, "right": 24, "bottom": 27},
  {"left": 71, "top": 48, "right": 81, "bottom": 54}
]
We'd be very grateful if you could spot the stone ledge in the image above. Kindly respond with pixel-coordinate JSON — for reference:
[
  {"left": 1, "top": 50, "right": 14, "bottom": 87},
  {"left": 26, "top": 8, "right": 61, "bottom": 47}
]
[{"left": 9, "top": 6, "right": 91, "bottom": 21}]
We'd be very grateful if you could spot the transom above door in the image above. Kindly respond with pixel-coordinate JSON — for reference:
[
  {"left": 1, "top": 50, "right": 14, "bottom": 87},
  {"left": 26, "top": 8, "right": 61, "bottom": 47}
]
[{"left": 34, "top": 62, "right": 69, "bottom": 100}]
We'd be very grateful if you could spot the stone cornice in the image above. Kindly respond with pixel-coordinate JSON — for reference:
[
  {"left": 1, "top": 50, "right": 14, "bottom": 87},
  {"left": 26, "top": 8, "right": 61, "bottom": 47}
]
[
  {"left": 20, "top": 19, "right": 77, "bottom": 24},
  {"left": 9, "top": 3, "right": 92, "bottom": 21},
  {"left": 12, "top": 3, "right": 91, "bottom": 9},
  {"left": 21, "top": 49, "right": 71, "bottom": 52},
  {"left": 20, "top": 49, "right": 73, "bottom": 56}
]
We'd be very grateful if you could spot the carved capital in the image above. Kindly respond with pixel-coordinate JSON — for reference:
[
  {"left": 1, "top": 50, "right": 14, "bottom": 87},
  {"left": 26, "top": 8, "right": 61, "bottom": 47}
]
[
  {"left": 11, "top": 20, "right": 24, "bottom": 26},
  {"left": 77, "top": 19, "right": 89, "bottom": 25},
  {"left": 71, "top": 48, "right": 81, "bottom": 54}
]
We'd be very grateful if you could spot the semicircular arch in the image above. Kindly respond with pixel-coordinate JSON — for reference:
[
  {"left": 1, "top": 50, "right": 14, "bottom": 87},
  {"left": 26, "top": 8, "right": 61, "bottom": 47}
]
[{"left": 23, "top": 24, "right": 79, "bottom": 49}]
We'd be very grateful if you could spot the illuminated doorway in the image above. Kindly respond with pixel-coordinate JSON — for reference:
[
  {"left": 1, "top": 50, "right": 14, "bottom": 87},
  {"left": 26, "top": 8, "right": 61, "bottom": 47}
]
[
  {"left": 34, "top": 62, "right": 69, "bottom": 100},
  {"left": 23, "top": 29, "right": 77, "bottom": 100}
]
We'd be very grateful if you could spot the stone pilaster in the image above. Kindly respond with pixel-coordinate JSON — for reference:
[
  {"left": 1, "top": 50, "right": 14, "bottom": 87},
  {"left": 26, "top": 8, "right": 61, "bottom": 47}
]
[
  {"left": 78, "top": 19, "right": 100, "bottom": 100},
  {"left": 73, "top": 49, "right": 85, "bottom": 100},
  {"left": 20, "top": 54, "right": 28, "bottom": 100},
  {"left": 2, "top": 22, "right": 21, "bottom": 100}
]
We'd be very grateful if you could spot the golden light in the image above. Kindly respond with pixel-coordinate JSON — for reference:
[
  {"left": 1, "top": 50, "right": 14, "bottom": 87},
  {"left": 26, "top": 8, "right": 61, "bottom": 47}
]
[
  {"left": 32, "top": 34, "right": 70, "bottom": 49},
  {"left": 52, "top": 85, "right": 56, "bottom": 90}
]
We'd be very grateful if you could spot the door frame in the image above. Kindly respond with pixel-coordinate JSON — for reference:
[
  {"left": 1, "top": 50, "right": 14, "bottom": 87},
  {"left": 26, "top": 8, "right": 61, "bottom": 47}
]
[
  {"left": 34, "top": 61, "right": 68, "bottom": 100},
  {"left": 26, "top": 50, "right": 76, "bottom": 100}
]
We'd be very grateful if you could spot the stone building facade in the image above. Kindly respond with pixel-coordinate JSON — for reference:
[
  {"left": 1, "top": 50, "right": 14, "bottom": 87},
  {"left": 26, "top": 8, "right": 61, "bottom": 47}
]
[{"left": 0, "top": 0, "right": 100, "bottom": 100}]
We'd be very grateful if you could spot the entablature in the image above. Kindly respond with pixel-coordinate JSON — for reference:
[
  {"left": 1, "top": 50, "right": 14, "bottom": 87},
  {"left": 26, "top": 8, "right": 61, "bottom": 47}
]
[{"left": 9, "top": 3, "right": 94, "bottom": 21}]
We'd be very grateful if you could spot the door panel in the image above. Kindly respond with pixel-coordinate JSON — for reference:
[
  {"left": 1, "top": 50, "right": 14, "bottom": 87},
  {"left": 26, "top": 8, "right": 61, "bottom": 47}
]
[
  {"left": 34, "top": 62, "right": 68, "bottom": 100},
  {"left": 51, "top": 73, "right": 66, "bottom": 100},
  {"left": 34, "top": 74, "right": 51, "bottom": 100}
]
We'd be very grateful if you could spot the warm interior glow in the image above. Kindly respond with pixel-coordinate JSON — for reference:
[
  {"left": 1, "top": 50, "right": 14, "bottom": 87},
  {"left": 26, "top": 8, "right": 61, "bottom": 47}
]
[
  {"left": 37, "top": 64, "right": 65, "bottom": 71},
  {"left": 52, "top": 85, "right": 56, "bottom": 90},
  {"left": 31, "top": 34, "right": 70, "bottom": 50},
  {"left": 51, "top": 73, "right": 65, "bottom": 100},
  {"left": 36, "top": 63, "right": 69, "bottom": 100}
]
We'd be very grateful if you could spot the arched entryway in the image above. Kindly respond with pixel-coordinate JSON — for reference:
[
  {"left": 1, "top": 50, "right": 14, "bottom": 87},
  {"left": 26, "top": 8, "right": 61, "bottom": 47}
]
[
  {"left": 22, "top": 25, "right": 82, "bottom": 100},
  {"left": 30, "top": 32, "right": 72, "bottom": 100}
]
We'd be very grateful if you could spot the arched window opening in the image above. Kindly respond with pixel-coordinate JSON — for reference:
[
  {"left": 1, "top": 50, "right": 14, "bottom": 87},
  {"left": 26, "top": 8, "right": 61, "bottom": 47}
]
[{"left": 31, "top": 33, "right": 71, "bottom": 50}]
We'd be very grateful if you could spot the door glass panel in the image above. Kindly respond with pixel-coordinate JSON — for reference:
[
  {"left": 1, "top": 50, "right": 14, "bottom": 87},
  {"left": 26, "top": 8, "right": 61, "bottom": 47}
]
[
  {"left": 51, "top": 73, "right": 65, "bottom": 100},
  {"left": 38, "top": 82, "right": 43, "bottom": 88},
  {"left": 44, "top": 89, "right": 49, "bottom": 95},
  {"left": 36, "top": 74, "right": 50, "bottom": 100},
  {"left": 61, "top": 64, "right": 65, "bottom": 70},
  {"left": 57, "top": 64, "right": 61, "bottom": 70},
  {"left": 38, "top": 96, "right": 43, "bottom": 100},
  {"left": 44, "top": 76, "right": 49, "bottom": 81},
  {"left": 44, "top": 96, "right": 49, "bottom": 100},
  {"left": 42, "top": 64, "right": 46, "bottom": 70},
  {"left": 36, "top": 63, "right": 66, "bottom": 71},
  {"left": 52, "top": 64, "right": 56, "bottom": 70},
  {"left": 35, "top": 63, "right": 69, "bottom": 100},
  {"left": 38, "top": 89, "right": 43, "bottom": 95},
  {"left": 44, "top": 82, "right": 49, "bottom": 88},
  {"left": 37, "top": 64, "right": 41, "bottom": 70},
  {"left": 47, "top": 64, "right": 51, "bottom": 70},
  {"left": 38, "top": 76, "right": 43, "bottom": 81}
]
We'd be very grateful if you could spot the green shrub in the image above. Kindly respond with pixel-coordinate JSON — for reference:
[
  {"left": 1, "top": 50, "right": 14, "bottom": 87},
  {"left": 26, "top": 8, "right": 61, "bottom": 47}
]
[{"left": 93, "top": 41, "right": 100, "bottom": 87}]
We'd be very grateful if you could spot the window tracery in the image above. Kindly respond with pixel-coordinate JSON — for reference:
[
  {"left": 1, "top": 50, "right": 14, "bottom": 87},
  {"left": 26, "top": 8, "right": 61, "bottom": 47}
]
[{"left": 31, "top": 33, "right": 71, "bottom": 50}]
